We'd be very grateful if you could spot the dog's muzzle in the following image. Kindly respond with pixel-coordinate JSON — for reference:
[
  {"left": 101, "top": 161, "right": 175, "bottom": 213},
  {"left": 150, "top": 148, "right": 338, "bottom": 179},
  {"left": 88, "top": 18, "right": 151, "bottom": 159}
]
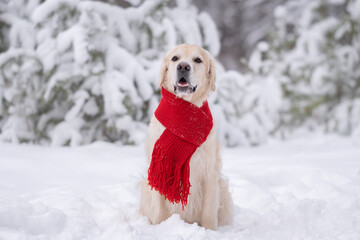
[{"left": 174, "top": 62, "right": 197, "bottom": 94}]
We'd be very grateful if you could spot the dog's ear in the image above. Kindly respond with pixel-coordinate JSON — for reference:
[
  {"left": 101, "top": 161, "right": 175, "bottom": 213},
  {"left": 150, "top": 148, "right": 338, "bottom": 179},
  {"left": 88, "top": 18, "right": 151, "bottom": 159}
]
[
  {"left": 207, "top": 53, "right": 216, "bottom": 91},
  {"left": 159, "top": 53, "right": 169, "bottom": 87}
]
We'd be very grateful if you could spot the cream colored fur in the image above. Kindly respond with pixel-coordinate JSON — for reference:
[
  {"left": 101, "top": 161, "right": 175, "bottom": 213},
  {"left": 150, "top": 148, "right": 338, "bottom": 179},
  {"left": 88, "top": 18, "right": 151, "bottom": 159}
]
[{"left": 139, "top": 44, "right": 232, "bottom": 230}]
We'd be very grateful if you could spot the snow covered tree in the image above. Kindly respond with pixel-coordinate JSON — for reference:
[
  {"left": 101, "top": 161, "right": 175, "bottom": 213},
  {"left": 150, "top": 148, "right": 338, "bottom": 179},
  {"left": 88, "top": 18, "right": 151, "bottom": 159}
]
[
  {"left": 0, "top": 0, "right": 44, "bottom": 143},
  {"left": 211, "top": 42, "right": 282, "bottom": 146},
  {"left": 0, "top": 0, "right": 226, "bottom": 146},
  {"left": 0, "top": 2, "right": 10, "bottom": 53},
  {"left": 193, "top": 0, "right": 288, "bottom": 70},
  {"left": 250, "top": 0, "right": 360, "bottom": 138},
  {"left": 38, "top": 0, "right": 221, "bottom": 146}
]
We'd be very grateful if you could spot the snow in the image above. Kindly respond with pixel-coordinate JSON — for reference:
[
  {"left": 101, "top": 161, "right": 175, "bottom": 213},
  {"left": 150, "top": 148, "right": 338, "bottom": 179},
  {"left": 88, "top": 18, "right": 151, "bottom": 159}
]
[
  {"left": 1, "top": 134, "right": 359, "bottom": 239},
  {"left": 197, "top": 12, "right": 220, "bottom": 57},
  {"left": 274, "top": 5, "right": 286, "bottom": 19},
  {"left": 31, "top": 0, "right": 79, "bottom": 24},
  {"left": 50, "top": 119, "right": 83, "bottom": 147},
  {"left": 348, "top": 0, "right": 360, "bottom": 21}
]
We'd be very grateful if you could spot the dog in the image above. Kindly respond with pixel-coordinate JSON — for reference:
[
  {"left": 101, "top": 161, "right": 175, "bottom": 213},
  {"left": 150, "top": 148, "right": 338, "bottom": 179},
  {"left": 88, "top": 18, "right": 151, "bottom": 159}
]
[{"left": 139, "top": 44, "right": 232, "bottom": 230}]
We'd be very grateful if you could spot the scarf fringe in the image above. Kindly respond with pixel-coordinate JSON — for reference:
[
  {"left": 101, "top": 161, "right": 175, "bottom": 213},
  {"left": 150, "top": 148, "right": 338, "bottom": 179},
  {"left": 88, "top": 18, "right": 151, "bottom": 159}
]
[{"left": 148, "top": 129, "right": 196, "bottom": 209}]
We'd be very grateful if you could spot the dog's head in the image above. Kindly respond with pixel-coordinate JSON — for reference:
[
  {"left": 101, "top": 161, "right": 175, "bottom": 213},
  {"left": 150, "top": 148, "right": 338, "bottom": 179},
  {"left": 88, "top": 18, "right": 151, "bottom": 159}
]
[{"left": 160, "top": 44, "right": 216, "bottom": 105}]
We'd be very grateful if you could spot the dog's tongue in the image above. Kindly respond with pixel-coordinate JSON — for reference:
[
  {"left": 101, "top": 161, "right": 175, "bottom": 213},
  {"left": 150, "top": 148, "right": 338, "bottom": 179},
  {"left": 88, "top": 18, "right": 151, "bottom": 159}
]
[{"left": 178, "top": 82, "right": 189, "bottom": 87}]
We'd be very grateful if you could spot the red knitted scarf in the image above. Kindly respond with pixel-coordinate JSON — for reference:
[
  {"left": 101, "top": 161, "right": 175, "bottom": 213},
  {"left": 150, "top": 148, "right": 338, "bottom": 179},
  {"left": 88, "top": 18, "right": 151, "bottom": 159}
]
[{"left": 148, "top": 87, "right": 213, "bottom": 208}]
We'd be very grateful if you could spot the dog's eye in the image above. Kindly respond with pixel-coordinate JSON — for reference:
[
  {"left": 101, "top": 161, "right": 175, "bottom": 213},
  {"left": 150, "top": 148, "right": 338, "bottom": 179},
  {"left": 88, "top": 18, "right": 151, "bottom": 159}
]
[
  {"left": 172, "top": 56, "right": 178, "bottom": 61},
  {"left": 194, "top": 57, "right": 202, "bottom": 63}
]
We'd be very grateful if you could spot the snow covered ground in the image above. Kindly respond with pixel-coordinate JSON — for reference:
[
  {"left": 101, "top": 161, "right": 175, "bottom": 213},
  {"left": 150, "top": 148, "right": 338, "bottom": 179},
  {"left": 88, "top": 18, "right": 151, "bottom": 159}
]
[{"left": 0, "top": 134, "right": 360, "bottom": 239}]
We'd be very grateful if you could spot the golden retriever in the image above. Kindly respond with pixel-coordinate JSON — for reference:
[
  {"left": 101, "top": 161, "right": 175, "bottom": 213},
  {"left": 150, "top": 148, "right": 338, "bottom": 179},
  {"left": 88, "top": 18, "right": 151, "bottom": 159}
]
[{"left": 139, "top": 44, "right": 232, "bottom": 230}]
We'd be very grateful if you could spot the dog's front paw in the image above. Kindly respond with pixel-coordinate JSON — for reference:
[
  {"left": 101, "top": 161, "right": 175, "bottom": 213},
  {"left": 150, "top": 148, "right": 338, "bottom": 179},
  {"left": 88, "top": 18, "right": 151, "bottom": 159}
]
[
  {"left": 200, "top": 218, "right": 218, "bottom": 230},
  {"left": 150, "top": 211, "right": 169, "bottom": 225}
]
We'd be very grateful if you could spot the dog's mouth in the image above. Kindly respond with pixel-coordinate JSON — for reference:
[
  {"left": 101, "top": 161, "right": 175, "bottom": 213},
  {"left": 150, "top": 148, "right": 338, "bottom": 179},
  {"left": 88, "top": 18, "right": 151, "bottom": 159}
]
[
  {"left": 174, "top": 77, "right": 197, "bottom": 94},
  {"left": 178, "top": 77, "right": 189, "bottom": 87}
]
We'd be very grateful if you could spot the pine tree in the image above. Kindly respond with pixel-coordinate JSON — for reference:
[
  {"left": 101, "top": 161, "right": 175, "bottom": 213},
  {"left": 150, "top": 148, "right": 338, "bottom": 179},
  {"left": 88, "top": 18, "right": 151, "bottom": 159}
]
[
  {"left": 212, "top": 41, "right": 282, "bottom": 146},
  {"left": 0, "top": 0, "right": 44, "bottom": 143},
  {"left": 0, "top": 0, "right": 226, "bottom": 146},
  {"left": 252, "top": 0, "right": 360, "bottom": 137}
]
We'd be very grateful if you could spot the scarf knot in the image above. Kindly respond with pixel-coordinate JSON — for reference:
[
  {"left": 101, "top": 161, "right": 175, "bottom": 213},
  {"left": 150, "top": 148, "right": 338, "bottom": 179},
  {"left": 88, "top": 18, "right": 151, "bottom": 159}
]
[{"left": 148, "top": 87, "right": 213, "bottom": 208}]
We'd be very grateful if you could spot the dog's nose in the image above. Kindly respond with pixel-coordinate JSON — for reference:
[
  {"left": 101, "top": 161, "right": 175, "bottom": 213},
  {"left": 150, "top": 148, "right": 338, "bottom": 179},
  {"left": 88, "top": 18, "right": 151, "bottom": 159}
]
[{"left": 177, "top": 62, "right": 191, "bottom": 72}]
